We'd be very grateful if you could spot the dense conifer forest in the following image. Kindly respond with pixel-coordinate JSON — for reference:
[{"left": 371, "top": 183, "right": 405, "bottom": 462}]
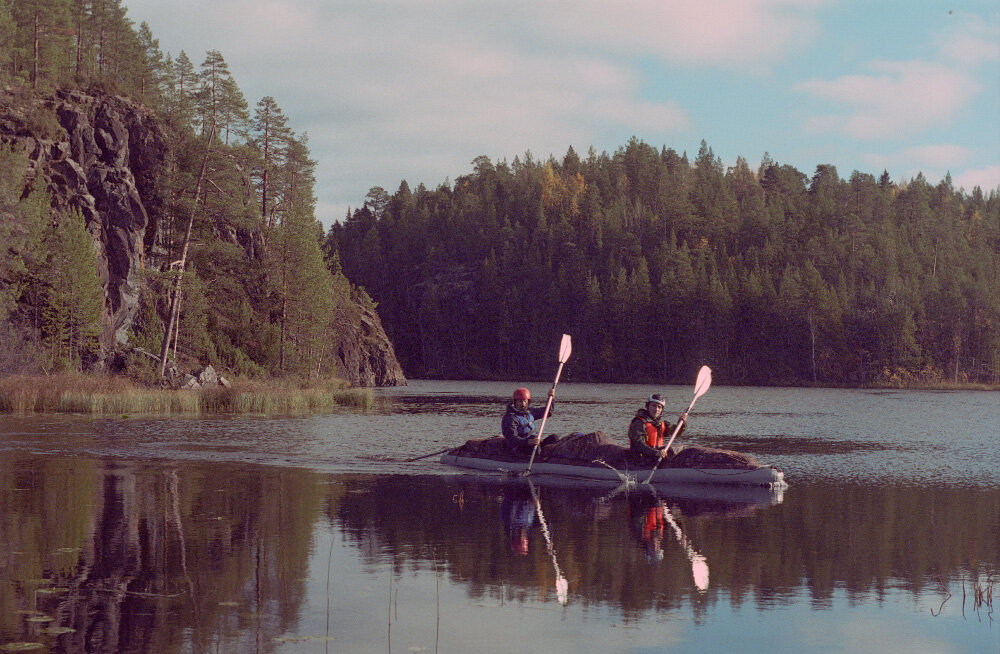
[
  {"left": 0, "top": 0, "right": 376, "bottom": 380},
  {"left": 326, "top": 143, "right": 1000, "bottom": 385}
]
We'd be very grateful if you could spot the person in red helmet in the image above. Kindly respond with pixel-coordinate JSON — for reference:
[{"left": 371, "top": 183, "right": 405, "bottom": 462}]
[{"left": 501, "top": 386, "right": 555, "bottom": 453}]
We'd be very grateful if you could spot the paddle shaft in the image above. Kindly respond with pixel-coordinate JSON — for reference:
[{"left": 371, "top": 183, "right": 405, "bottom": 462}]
[
  {"left": 406, "top": 447, "right": 453, "bottom": 462},
  {"left": 525, "top": 360, "right": 564, "bottom": 473}
]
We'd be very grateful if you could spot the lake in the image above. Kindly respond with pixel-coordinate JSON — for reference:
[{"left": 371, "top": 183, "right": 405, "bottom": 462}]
[{"left": 1, "top": 381, "right": 997, "bottom": 653}]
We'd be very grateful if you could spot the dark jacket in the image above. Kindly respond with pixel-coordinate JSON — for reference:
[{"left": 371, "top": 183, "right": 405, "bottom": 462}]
[{"left": 501, "top": 402, "right": 553, "bottom": 451}]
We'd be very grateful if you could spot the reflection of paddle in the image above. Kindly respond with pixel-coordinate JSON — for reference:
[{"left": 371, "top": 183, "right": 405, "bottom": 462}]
[
  {"left": 661, "top": 503, "right": 709, "bottom": 592},
  {"left": 527, "top": 478, "right": 569, "bottom": 605},
  {"left": 525, "top": 334, "right": 572, "bottom": 476},
  {"left": 644, "top": 366, "right": 712, "bottom": 485},
  {"left": 648, "top": 486, "right": 709, "bottom": 592}
]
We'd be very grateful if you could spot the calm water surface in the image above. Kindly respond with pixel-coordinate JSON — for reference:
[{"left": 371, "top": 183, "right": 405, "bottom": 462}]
[{"left": 1, "top": 381, "right": 997, "bottom": 653}]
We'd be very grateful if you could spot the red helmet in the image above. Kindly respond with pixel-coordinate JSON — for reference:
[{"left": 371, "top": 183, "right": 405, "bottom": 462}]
[{"left": 512, "top": 387, "right": 531, "bottom": 401}]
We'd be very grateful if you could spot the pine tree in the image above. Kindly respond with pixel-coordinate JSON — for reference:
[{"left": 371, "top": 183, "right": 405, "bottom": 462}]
[
  {"left": 273, "top": 205, "right": 335, "bottom": 376},
  {"left": 136, "top": 21, "right": 164, "bottom": 102},
  {"left": 197, "top": 49, "right": 230, "bottom": 136},
  {"left": 249, "top": 96, "right": 292, "bottom": 229},
  {"left": 42, "top": 210, "right": 103, "bottom": 369},
  {"left": 10, "top": 0, "right": 73, "bottom": 88}
]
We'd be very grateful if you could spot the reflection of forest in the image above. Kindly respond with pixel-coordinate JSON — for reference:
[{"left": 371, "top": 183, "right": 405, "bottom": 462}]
[
  {"left": 0, "top": 456, "right": 320, "bottom": 652},
  {"left": 331, "top": 476, "right": 1000, "bottom": 617}
]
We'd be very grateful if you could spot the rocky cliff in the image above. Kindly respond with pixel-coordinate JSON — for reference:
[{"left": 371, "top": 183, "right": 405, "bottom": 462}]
[
  {"left": 2, "top": 87, "right": 165, "bottom": 355},
  {"left": 0, "top": 86, "right": 405, "bottom": 386},
  {"left": 333, "top": 303, "right": 407, "bottom": 387}
]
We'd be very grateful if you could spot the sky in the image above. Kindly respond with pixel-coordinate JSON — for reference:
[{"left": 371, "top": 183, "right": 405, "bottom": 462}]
[{"left": 125, "top": 0, "right": 1000, "bottom": 226}]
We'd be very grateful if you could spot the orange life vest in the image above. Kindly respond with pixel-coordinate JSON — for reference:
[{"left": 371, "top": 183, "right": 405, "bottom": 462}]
[
  {"left": 643, "top": 506, "right": 664, "bottom": 540},
  {"left": 644, "top": 420, "right": 667, "bottom": 448}
]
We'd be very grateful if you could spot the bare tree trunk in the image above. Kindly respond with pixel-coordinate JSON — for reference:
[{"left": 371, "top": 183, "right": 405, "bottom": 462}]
[
  {"left": 953, "top": 331, "right": 961, "bottom": 384},
  {"left": 32, "top": 12, "right": 40, "bottom": 89},
  {"left": 75, "top": 10, "right": 84, "bottom": 76},
  {"left": 810, "top": 315, "right": 817, "bottom": 383},
  {"left": 159, "top": 125, "right": 215, "bottom": 377},
  {"left": 169, "top": 287, "right": 181, "bottom": 360}
]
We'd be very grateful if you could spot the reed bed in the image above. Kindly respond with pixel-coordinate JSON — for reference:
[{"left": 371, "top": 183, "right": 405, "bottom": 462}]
[{"left": 0, "top": 374, "right": 375, "bottom": 415}]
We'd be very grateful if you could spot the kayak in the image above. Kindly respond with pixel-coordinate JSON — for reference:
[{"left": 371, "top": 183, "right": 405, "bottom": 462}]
[{"left": 439, "top": 433, "right": 787, "bottom": 488}]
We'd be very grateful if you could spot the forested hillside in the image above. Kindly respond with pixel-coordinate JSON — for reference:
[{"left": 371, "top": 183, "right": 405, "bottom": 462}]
[
  {"left": 0, "top": 0, "right": 404, "bottom": 385},
  {"left": 327, "top": 143, "right": 1000, "bottom": 385}
]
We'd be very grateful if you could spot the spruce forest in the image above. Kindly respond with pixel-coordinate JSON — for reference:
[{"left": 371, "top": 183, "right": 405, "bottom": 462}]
[
  {"left": 326, "top": 144, "right": 1000, "bottom": 385},
  {"left": 2, "top": 1, "right": 999, "bottom": 387}
]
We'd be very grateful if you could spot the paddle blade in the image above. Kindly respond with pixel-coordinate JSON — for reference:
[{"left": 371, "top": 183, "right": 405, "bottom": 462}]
[
  {"left": 691, "top": 554, "right": 709, "bottom": 592},
  {"left": 693, "top": 365, "right": 712, "bottom": 400},
  {"left": 558, "top": 334, "right": 572, "bottom": 363},
  {"left": 556, "top": 576, "right": 569, "bottom": 605}
]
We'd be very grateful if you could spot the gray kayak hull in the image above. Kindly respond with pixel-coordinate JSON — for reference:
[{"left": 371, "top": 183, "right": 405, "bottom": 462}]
[{"left": 440, "top": 453, "right": 786, "bottom": 487}]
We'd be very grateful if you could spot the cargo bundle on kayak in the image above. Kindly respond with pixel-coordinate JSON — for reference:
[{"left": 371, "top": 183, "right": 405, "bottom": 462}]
[{"left": 440, "top": 432, "right": 786, "bottom": 487}]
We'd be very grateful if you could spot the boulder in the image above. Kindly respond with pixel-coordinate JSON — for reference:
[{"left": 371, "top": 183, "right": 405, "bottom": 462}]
[{"left": 195, "top": 365, "right": 218, "bottom": 385}]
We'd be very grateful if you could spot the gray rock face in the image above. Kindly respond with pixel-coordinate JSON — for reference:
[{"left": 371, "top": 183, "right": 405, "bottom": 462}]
[
  {"left": 332, "top": 302, "right": 407, "bottom": 387},
  {"left": 2, "top": 88, "right": 167, "bottom": 363}
]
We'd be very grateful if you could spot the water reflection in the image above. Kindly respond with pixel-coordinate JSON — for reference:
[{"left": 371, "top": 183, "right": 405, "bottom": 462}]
[
  {"left": 2, "top": 456, "right": 998, "bottom": 652},
  {"left": 0, "top": 456, "right": 318, "bottom": 652}
]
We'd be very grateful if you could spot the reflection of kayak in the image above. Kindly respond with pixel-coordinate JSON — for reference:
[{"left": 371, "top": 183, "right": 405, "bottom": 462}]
[
  {"left": 440, "top": 434, "right": 787, "bottom": 488},
  {"left": 457, "top": 472, "right": 785, "bottom": 506}
]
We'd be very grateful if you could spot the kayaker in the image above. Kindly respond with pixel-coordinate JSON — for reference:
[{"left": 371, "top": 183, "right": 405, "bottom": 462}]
[
  {"left": 628, "top": 394, "right": 687, "bottom": 462},
  {"left": 501, "top": 488, "right": 536, "bottom": 556},
  {"left": 501, "top": 386, "right": 555, "bottom": 453}
]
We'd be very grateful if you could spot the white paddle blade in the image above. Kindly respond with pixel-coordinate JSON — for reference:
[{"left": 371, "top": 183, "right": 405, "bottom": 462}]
[
  {"left": 556, "top": 577, "right": 569, "bottom": 605},
  {"left": 693, "top": 365, "right": 712, "bottom": 400},
  {"left": 558, "top": 334, "right": 572, "bottom": 363},
  {"left": 691, "top": 555, "right": 710, "bottom": 592}
]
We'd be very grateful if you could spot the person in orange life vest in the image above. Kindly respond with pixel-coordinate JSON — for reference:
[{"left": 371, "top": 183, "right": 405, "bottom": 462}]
[
  {"left": 628, "top": 394, "right": 688, "bottom": 462},
  {"left": 501, "top": 386, "right": 556, "bottom": 453},
  {"left": 627, "top": 492, "right": 665, "bottom": 562}
]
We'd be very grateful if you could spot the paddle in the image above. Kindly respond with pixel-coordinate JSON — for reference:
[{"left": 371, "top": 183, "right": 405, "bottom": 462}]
[
  {"left": 405, "top": 447, "right": 453, "bottom": 463},
  {"left": 524, "top": 334, "right": 572, "bottom": 476},
  {"left": 527, "top": 478, "right": 569, "bottom": 605},
  {"left": 643, "top": 365, "right": 712, "bottom": 485}
]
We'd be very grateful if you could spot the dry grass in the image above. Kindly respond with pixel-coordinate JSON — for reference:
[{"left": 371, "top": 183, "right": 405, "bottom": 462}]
[{"left": 0, "top": 373, "right": 374, "bottom": 415}]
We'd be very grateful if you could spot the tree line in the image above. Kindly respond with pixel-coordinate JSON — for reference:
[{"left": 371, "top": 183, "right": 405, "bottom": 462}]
[
  {"left": 326, "top": 141, "right": 1000, "bottom": 385},
  {"left": 1, "top": 0, "right": 363, "bottom": 378}
]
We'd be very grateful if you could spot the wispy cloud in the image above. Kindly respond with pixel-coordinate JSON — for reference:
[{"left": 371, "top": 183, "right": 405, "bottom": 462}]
[
  {"left": 797, "top": 60, "right": 978, "bottom": 139},
  {"left": 935, "top": 12, "right": 1000, "bottom": 65},
  {"left": 535, "top": 0, "right": 823, "bottom": 68},
  {"left": 796, "top": 12, "right": 998, "bottom": 141}
]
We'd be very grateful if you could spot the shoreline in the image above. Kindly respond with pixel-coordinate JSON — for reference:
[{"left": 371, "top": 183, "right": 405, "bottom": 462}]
[{"left": 0, "top": 373, "right": 375, "bottom": 415}]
